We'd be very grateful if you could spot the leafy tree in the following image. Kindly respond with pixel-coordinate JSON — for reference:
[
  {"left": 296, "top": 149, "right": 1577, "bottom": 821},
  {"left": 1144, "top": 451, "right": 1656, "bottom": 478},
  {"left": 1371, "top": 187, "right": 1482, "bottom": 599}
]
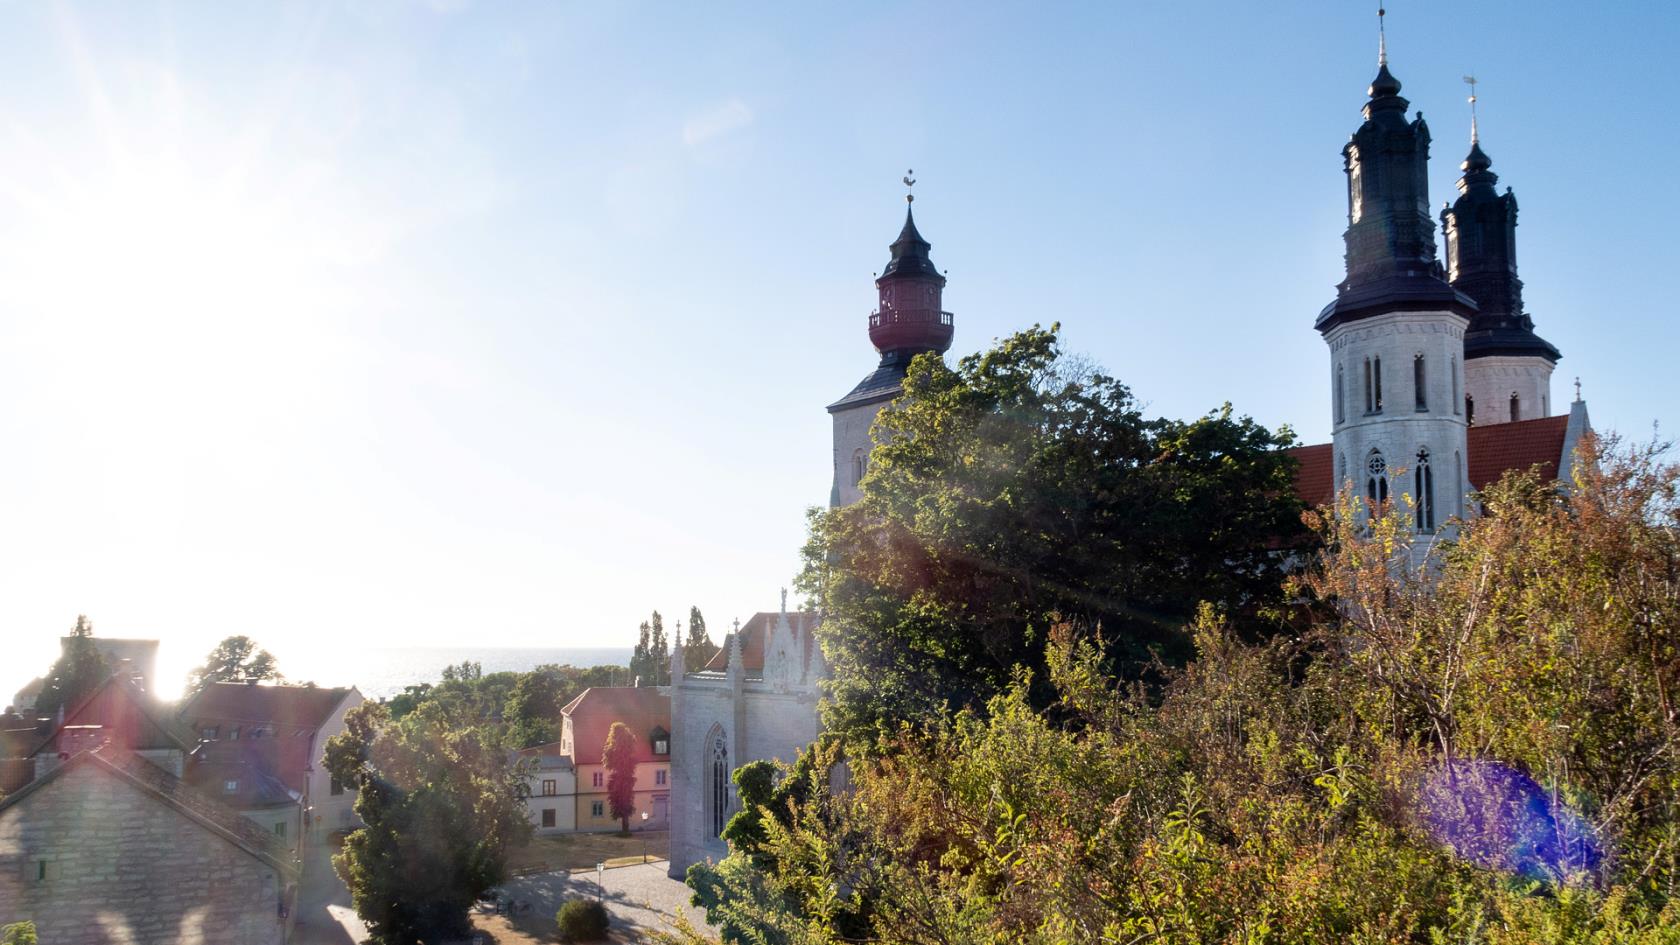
[
  {"left": 0, "top": 921, "right": 37, "bottom": 945},
  {"left": 323, "top": 700, "right": 532, "bottom": 944},
  {"left": 684, "top": 606, "right": 720, "bottom": 673},
  {"left": 186, "top": 635, "right": 282, "bottom": 695},
  {"left": 34, "top": 615, "right": 109, "bottom": 720},
  {"left": 603, "top": 721, "right": 638, "bottom": 836},
  {"left": 629, "top": 611, "right": 672, "bottom": 686},
  {"left": 800, "top": 325, "right": 1304, "bottom": 743}
]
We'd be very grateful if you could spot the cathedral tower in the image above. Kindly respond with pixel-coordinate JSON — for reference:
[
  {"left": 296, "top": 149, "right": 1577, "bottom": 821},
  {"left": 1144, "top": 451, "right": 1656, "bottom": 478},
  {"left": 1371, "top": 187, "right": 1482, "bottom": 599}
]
[
  {"left": 1316, "top": 38, "right": 1474, "bottom": 533},
  {"left": 1440, "top": 101, "right": 1561, "bottom": 426},
  {"left": 827, "top": 187, "right": 954, "bottom": 507}
]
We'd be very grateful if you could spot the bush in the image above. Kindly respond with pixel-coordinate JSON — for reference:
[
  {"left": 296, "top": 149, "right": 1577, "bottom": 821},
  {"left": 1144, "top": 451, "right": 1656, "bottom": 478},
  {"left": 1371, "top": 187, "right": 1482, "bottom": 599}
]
[{"left": 556, "top": 899, "right": 610, "bottom": 943}]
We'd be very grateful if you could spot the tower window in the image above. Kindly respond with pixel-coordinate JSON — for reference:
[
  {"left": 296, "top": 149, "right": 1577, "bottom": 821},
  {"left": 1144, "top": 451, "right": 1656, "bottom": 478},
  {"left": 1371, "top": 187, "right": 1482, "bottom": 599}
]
[
  {"left": 1373, "top": 357, "right": 1383, "bottom": 412},
  {"left": 1509, "top": 392, "right": 1520, "bottom": 422},
  {"left": 1455, "top": 451, "right": 1464, "bottom": 518},
  {"left": 1466, "top": 395, "right": 1475, "bottom": 426},
  {"left": 1451, "top": 358, "right": 1460, "bottom": 414},
  {"left": 851, "top": 449, "right": 866, "bottom": 486},
  {"left": 708, "top": 730, "right": 730, "bottom": 837},
  {"left": 1335, "top": 365, "right": 1345, "bottom": 424},
  {"left": 1366, "top": 451, "right": 1388, "bottom": 506},
  {"left": 1415, "top": 449, "right": 1434, "bottom": 532},
  {"left": 1413, "top": 355, "right": 1427, "bottom": 411}
]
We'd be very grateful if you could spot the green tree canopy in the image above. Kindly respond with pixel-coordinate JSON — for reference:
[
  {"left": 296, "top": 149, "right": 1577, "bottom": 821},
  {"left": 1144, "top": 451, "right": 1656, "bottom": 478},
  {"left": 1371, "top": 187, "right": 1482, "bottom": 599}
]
[
  {"left": 630, "top": 611, "right": 671, "bottom": 686},
  {"left": 603, "top": 721, "right": 639, "bottom": 836},
  {"left": 323, "top": 700, "right": 531, "bottom": 944},
  {"left": 684, "top": 606, "right": 719, "bottom": 673},
  {"left": 186, "top": 635, "right": 281, "bottom": 695},
  {"left": 33, "top": 615, "right": 109, "bottom": 720},
  {"left": 800, "top": 326, "right": 1304, "bottom": 741}
]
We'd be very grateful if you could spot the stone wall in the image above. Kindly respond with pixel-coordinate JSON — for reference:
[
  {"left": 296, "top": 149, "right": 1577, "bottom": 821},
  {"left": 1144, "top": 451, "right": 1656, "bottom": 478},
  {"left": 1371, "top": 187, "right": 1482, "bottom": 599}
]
[{"left": 0, "top": 763, "right": 287, "bottom": 945}]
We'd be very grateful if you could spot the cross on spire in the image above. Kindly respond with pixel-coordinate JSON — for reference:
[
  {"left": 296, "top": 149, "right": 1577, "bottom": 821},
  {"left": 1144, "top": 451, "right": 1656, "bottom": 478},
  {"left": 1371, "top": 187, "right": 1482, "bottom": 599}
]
[
  {"left": 1575, "top": 377, "right": 1583, "bottom": 403},
  {"left": 1464, "top": 74, "right": 1480, "bottom": 144}
]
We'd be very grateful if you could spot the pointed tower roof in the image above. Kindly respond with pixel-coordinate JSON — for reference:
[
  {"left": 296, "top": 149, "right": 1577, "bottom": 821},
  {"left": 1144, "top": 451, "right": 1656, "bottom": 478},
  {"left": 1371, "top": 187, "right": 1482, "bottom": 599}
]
[{"left": 879, "top": 206, "right": 943, "bottom": 281}]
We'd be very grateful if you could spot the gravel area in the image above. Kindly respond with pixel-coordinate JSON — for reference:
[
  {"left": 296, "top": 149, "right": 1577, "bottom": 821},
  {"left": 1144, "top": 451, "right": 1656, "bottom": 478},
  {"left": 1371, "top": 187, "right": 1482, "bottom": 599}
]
[{"left": 490, "top": 861, "right": 716, "bottom": 942}]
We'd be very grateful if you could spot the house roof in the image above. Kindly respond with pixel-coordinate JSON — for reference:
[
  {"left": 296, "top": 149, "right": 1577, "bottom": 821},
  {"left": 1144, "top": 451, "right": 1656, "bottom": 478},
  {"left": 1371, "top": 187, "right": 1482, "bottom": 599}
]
[
  {"left": 180, "top": 683, "right": 358, "bottom": 793},
  {"left": 186, "top": 743, "right": 303, "bottom": 810},
  {"left": 514, "top": 741, "right": 575, "bottom": 771},
  {"left": 701, "top": 611, "right": 819, "bottom": 675},
  {"left": 0, "top": 748, "right": 295, "bottom": 878},
  {"left": 1289, "top": 414, "right": 1574, "bottom": 508},
  {"left": 561, "top": 687, "right": 670, "bottom": 765},
  {"left": 29, "top": 673, "right": 195, "bottom": 759}
]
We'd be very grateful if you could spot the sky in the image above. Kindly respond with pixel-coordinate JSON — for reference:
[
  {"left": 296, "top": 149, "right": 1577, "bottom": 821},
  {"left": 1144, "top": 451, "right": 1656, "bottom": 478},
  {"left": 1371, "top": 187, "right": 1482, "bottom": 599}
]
[{"left": 0, "top": 0, "right": 1674, "bottom": 701}]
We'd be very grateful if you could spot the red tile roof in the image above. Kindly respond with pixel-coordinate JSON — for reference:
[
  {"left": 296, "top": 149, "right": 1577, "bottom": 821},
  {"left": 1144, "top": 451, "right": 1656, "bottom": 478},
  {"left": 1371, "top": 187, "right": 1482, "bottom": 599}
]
[
  {"left": 1467, "top": 415, "right": 1569, "bottom": 490},
  {"left": 1290, "top": 415, "right": 1572, "bottom": 507},
  {"left": 561, "top": 687, "right": 669, "bottom": 766},
  {"left": 180, "top": 683, "right": 357, "bottom": 793},
  {"left": 701, "top": 611, "right": 819, "bottom": 674}
]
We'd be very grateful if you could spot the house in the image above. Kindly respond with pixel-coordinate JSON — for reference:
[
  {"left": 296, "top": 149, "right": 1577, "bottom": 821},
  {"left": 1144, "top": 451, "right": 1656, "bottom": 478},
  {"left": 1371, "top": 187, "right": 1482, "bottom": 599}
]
[
  {"left": 179, "top": 682, "right": 365, "bottom": 839},
  {"left": 27, "top": 673, "right": 195, "bottom": 782},
  {"left": 0, "top": 747, "right": 296, "bottom": 945},
  {"left": 560, "top": 687, "right": 671, "bottom": 831},
  {"left": 514, "top": 741, "right": 577, "bottom": 834},
  {"left": 183, "top": 744, "right": 306, "bottom": 850}
]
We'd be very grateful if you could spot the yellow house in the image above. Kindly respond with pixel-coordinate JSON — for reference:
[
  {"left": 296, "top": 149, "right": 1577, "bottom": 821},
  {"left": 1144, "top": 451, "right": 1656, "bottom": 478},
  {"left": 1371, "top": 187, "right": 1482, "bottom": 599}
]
[{"left": 559, "top": 687, "right": 671, "bottom": 832}]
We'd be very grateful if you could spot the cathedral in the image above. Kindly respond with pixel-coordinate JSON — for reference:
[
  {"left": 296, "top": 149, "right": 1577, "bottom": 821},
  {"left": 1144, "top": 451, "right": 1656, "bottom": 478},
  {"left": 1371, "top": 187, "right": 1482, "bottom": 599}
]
[{"left": 666, "top": 38, "right": 1590, "bottom": 878}]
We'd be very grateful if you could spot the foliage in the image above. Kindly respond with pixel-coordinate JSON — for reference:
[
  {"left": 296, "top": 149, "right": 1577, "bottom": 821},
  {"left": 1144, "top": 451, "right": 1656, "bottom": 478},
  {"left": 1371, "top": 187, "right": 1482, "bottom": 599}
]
[
  {"left": 556, "top": 899, "right": 611, "bottom": 942},
  {"left": 387, "top": 661, "right": 622, "bottom": 750},
  {"left": 603, "top": 721, "right": 638, "bottom": 835},
  {"left": 800, "top": 325, "right": 1305, "bottom": 744},
  {"left": 186, "top": 635, "right": 282, "bottom": 695},
  {"left": 686, "top": 438, "right": 1680, "bottom": 944},
  {"left": 685, "top": 606, "right": 720, "bottom": 673},
  {"left": 323, "top": 700, "right": 533, "bottom": 944},
  {"left": 0, "top": 921, "right": 36, "bottom": 945},
  {"left": 33, "top": 615, "right": 109, "bottom": 720},
  {"left": 631, "top": 611, "right": 671, "bottom": 687}
]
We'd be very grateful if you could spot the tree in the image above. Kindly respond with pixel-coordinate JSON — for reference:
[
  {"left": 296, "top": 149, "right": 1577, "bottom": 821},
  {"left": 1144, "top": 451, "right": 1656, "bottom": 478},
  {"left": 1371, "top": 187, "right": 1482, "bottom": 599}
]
[
  {"left": 629, "top": 611, "right": 672, "bottom": 686},
  {"left": 603, "top": 721, "right": 638, "bottom": 836},
  {"left": 630, "top": 620, "right": 653, "bottom": 685},
  {"left": 684, "top": 606, "right": 720, "bottom": 673},
  {"left": 800, "top": 325, "right": 1304, "bottom": 742},
  {"left": 186, "top": 635, "right": 282, "bottom": 695},
  {"left": 323, "top": 701, "right": 532, "bottom": 944},
  {"left": 504, "top": 667, "right": 567, "bottom": 748},
  {"left": 34, "top": 615, "right": 108, "bottom": 720},
  {"left": 1, "top": 921, "right": 37, "bottom": 945}
]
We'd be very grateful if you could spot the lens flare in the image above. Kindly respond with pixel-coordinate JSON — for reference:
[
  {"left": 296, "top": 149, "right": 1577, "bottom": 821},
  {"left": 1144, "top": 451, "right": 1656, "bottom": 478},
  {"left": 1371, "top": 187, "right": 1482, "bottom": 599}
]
[{"left": 1416, "top": 759, "right": 1601, "bottom": 881}]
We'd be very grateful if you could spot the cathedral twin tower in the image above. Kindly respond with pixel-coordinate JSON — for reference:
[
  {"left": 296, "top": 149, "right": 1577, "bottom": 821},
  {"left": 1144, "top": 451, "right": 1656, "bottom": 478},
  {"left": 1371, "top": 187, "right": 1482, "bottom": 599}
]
[{"left": 833, "top": 45, "right": 1563, "bottom": 534}]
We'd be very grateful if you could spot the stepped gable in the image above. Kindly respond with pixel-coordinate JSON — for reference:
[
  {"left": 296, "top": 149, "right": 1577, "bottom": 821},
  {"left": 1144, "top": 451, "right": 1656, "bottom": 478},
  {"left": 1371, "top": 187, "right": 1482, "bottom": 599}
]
[{"left": 0, "top": 747, "right": 295, "bottom": 877}]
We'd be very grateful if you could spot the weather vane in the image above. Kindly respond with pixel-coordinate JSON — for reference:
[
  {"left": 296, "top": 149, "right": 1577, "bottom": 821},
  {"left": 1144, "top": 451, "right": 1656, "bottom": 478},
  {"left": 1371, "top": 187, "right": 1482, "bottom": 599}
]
[
  {"left": 1464, "top": 74, "right": 1480, "bottom": 144},
  {"left": 903, "top": 169, "right": 916, "bottom": 204},
  {"left": 1377, "top": 5, "right": 1387, "bottom": 66}
]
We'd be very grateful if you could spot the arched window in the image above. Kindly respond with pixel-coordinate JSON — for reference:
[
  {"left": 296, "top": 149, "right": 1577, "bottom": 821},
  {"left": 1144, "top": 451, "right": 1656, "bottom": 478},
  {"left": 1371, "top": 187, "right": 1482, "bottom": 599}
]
[
  {"left": 1337, "top": 451, "right": 1347, "bottom": 489},
  {"left": 705, "top": 728, "right": 730, "bottom": 837},
  {"left": 1466, "top": 395, "right": 1475, "bottom": 426},
  {"left": 1366, "top": 451, "right": 1387, "bottom": 506},
  {"left": 1414, "top": 449, "right": 1434, "bottom": 532},
  {"left": 1413, "top": 354, "right": 1427, "bottom": 411},
  {"left": 1451, "top": 357, "right": 1460, "bottom": 414},
  {"left": 1335, "top": 364, "right": 1345, "bottom": 424},
  {"left": 1363, "top": 358, "right": 1374, "bottom": 413},
  {"left": 851, "top": 449, "right": 866, "bottom": 486},
  {"left": 1373, "top": 356, "right": 1383, "bottom": 412},
  {"left": 1509, "top": 392, "right": 1520, "bottom": 422}
]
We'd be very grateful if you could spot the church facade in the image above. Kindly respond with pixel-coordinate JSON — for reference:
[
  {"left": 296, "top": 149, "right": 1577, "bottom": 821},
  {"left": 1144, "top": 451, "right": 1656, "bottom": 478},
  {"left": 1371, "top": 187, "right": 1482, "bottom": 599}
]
[{"left": 667, "top": 42, "right": 1590, "bottom": 878}]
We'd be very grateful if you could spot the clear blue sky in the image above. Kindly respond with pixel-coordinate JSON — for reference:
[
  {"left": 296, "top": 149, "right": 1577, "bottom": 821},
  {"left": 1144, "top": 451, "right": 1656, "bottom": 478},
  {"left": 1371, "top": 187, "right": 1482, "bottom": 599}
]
[{"left": 0, "top": 1, "right": 1674, "bottom": 698}]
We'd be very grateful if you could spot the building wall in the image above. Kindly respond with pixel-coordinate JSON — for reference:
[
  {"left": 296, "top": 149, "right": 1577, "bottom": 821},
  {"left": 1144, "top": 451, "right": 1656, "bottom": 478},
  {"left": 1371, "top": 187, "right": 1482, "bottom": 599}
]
[
  {"left": 830, "top": 398, "right": 886, "bottom": 507},
  {"left": 1464, "top": 354, "right": 1554, "bottom": 426},
  {"left": 571, "top": 760, "right": 670, "bottom": 832},
  {"left": 306, "top": 689, "right": 364, "bottom": 836},
  {"left": 0, "top": 764, "right": 288, "bottom": 945},
  {"left": 523, "top": 768, "right": 578, "bottom": 835}
]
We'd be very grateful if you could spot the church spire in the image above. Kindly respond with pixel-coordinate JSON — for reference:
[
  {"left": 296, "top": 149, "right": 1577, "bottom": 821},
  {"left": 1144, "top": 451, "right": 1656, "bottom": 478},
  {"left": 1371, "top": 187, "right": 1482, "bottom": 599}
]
[
  {"left": 1440, "top": 84, "right": 1561, "bottom": 364},
  {"left": 870, "top": 174, "right": 953, "bottom": 360},
  {"left": 1316, "top": 14, "right": 1472, "bottom": 332}
]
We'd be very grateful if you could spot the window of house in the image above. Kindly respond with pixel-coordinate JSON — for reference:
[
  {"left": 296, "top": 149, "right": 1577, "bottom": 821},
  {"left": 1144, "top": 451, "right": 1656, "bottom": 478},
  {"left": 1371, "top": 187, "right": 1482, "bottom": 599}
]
[
  {"left": 224, "top": 780, "right": 240, "bottom": 793},
  {"left": 1415, "top": 449, "right": 1434, "bottom": 532},
  {"left": 34, "top": 859, "right": 48, "bottom": 882},
  {"left": 592, "top": 771, "right": 604, "bottom": 788},
  {"left": 1413, "top": 354, "right": 1427, "bottom": 411},
  {"left": 591, "top": 800, "right": 604, "bottom": 818},
  {"left": 199, "top": 726, "right": 218, "bottom": 740},
  {"left": 274, "top": 822, "right": 286, "bottom": 839},
  {"left": 1509, "top": 392, "right": 1520, "bottom": 422},
  {"left": 330, "top": 776, "right": 344, "bottom": 796},
  {"left": 656, "top": 769, "right": 668, "bottom": 786},
  {"left": 654, "top": 738, "right": 669, "bottom": 755},
  {"left": 542, "top": 809, "right": 556, "bottom": 828},
  {"left": 542, "top": 779, "right": 557, "bottom": 797},
  {"left": 227, "top": 726, "right": 241, "bottom": 740}
]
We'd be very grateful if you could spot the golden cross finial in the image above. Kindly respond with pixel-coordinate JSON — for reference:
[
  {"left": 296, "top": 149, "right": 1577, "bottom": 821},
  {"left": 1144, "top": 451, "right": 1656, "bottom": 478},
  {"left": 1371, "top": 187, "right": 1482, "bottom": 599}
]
[
  {"left": 903, "top": 169, "right": 916, "bottom": 204},
  {"left": 1464, "top": 74, "right": 1480, "bottom": 144}
]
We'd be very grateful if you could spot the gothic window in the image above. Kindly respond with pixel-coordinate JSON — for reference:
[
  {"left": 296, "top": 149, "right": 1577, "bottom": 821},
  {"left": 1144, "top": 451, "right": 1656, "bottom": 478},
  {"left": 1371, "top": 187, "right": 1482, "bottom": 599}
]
[
  {"left": 1413, "top": 354, "right": 1427, "bottom": 411},
  {"left": 1415, "top": 449, "right": 1434, "bottom": 532},
  {"left": 1337, "top": 451, "right": 1347, "bottom": 488},
  {"left": 1363, "top": 358, "right": 1374, "bottom": 413},
  {"left": 1373, "top": 357, "right": 1383, "bottom": 412},
  {"left": 1451, "top": 358, "right": 1460, "bottom": 414},
  {"left": 851, "top": 449, "right": 865, "bottom": 486},
  {"left": 706, "top": 727, "right": 730, "bottom": 837},
  {"left": 1335, "top": 364, "right": 1345, "bottom": 424},
  {"left": 1366, "top": 451, "right": 1388, "bottom": 506},
  {"left": 1509, "top": 392, "right": 1520, "bottom": 422}
]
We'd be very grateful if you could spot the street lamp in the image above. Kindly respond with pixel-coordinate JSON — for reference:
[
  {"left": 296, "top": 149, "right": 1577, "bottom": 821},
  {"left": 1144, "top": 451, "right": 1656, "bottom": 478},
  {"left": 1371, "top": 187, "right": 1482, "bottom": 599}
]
[
  {"left": 640, "top": 810, "right": 650, "bottom": 863},
  {"left": 595, "top": 861, "right": 605, "bottom": 903}
]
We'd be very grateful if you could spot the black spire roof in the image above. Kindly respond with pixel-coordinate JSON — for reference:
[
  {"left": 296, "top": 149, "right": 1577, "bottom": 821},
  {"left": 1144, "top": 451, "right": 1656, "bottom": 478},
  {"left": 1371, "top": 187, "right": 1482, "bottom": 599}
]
[
  {"left": 1441, "top": 137, "right": 1561, "bottom": 363},
  {"left": 878, "top": 206, "right": 945, "bottom": 282},
  {"left": 1316, "top": 60, "right": 1475, "bottom": 332}
]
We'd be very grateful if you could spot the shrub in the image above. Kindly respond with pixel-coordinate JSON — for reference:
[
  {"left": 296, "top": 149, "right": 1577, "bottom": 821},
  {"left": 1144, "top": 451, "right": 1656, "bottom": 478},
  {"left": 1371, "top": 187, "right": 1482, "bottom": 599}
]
[{"left": 556, "top": 899, "right": 610, "bottom": 942}]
